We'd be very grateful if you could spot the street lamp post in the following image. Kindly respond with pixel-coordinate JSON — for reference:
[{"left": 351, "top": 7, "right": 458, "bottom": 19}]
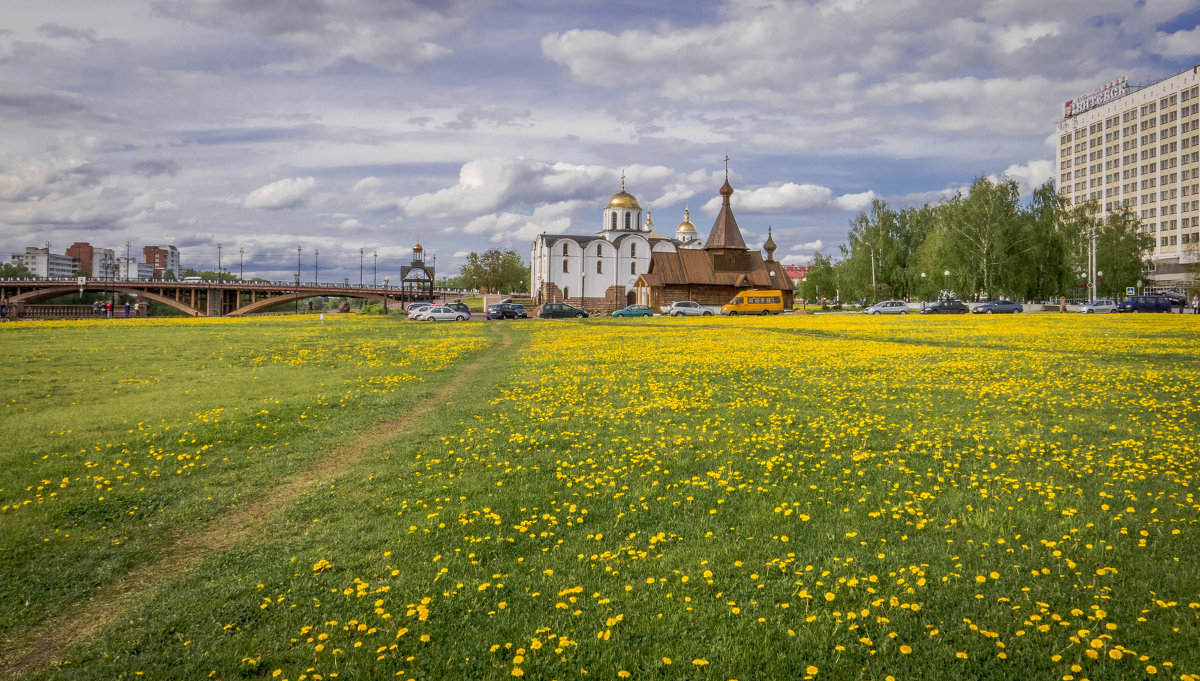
[
  {"left": 125, "top": 241, "right": 131, "bottom": 281},
  {"left": 869, "top": 245, "right": 876, "bottom": 301},
  {"left": 360, "top": 248, "right": 364, "bottom": 287},
  {"left": 239, "top": 247, "right": 244, "bottom": 281},
  {"left": 943, "top": 270, "right": 950, "bottom": 299},
  {"left": 297, "top": 247, "right": 302, "bottom": 284},
  {"left": 217, "top": 243, "right": 222, "bottom": 281},
  {"left": 314, "top": 249, "right": 319, "bottom": 283},
  {"left": 1096, "top": 270, "right": 1104, "bottom": 300},
  {"left": 373, "top": 251, "right": 378, "bottom": 287}
]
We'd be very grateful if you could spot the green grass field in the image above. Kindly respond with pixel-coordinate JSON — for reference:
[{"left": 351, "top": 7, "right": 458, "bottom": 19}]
[{"left": 1, "top": 314, "right": 1198, "bottom": 681}]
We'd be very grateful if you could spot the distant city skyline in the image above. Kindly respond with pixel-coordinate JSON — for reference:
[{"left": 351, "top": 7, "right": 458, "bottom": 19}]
[{"left": 3, "top": 1, "right": 1199, "bottom": 283}]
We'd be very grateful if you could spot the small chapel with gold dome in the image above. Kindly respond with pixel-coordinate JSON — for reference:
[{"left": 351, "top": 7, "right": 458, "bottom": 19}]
[{"left": 530, "top": 166, "right": 793, "bottom": 312}]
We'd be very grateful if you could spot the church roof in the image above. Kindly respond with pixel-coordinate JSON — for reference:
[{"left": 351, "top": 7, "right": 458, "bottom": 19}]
[
  {"left": 704, "top": 177, "right": 748, "bottom": 251},
  {"left": 638, "top": 249, "right": 794, "bottom": 290}
]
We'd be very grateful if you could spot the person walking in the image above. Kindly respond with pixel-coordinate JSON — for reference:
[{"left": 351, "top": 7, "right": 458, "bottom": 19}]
[
  {"left": 1192, "top": 293, "right": 1199, "bottom": 315},
  {"left": 124, "top": 301, "right": 131, "bottom": 318},
  {"left": 0, "top": 299, "right": 6, "bottom": 320},
  {"left": 105, "top": 300, "right": 113, "bottom": 318}
]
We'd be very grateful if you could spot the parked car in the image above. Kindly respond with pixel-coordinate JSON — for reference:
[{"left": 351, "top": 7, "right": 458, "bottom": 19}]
[
  {"left": 972, "top": 300, "right": 1023, "bottom": 314},
  {"left": 1079, "top": 299, "right": 1117, "bottom": 314},
  {"left": 414, "top": 305, "right": 470, "bottom": 321},
  {"left": 537, "top": 302, "right": 589, "bottom": 318},
  {"left": 486, "top": 302, "right": 527, "bottom": 320},
  {"left": 1117, "top": 295, "right": 1172, "bottom": 313},
  {"left": 405, "top": 301, "right": 432, "bottom": 313},
  {"left": 663, "top": 301, "right": 713, "bottom": 316},
  {"left": 920, "top": 299, "right": 969, "bottom": 314},
  {"left": 407, "top": 304, "right": 434, "bottom": 319},
  {"left": 864, "top": 300, "right": 910, "bottom": 315},
  {"left": 612, "top": 304, "right": 653, "bottom": 318},
  {"left": 444, "top": 301, "right": 472, "bottom": 315}
]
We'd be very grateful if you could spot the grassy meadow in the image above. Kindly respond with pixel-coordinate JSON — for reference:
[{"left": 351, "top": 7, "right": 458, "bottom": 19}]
[{"left": 1, "top": 313, "right": 1198, "bottom": 680}]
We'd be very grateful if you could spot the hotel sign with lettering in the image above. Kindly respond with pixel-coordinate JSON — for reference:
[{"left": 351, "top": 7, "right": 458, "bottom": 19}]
[{"left": 1064, "top": 77, "right": 1128, "bottom": 118}]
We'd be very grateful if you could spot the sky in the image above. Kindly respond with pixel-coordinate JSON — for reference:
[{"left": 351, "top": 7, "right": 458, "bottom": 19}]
[{"left": 2, "top": 0, "right": 1200, "bottom": 283}]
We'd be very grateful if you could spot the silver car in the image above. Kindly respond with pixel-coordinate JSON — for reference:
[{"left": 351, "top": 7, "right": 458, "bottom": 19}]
[
  {"left": 407, "top": 304, "right": 434, "bottom": 319},
  {"left": 864, "top": 300, "right": 910, "bottom": 315},
  {"left": 1079, "top": 299, "right": 1117, "bottom": 314},
  {"left": 664, "top": 300, "right": 714, "bottom": 316},
  {"left": 414, "top": 305, "right": 470, "bottom": 321}
]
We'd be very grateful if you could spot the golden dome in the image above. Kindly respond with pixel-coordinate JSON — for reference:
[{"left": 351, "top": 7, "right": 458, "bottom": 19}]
[
  {"left": 606, "top": 171, "right": 642, "bottom": 211},
  {"left": 412, "top": 241, "right": 424, "bottom": 253},
  {"left": 676, "top": 208, "right": 696, "bottom": 232},
  {"left": 607, "top": 189, "right": 642, "bottom": 211}
]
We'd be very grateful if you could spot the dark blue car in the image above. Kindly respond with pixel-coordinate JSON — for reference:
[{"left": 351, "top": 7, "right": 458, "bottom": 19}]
[
  {"left": 486, "top": 303, "right": 527, "bottom": 320},
  {"left": 971, "top": 300, "right": 1023, "bottom": 314},
  {"left": 1116, "top": 295, "right": 1172, "bottom": 313}
]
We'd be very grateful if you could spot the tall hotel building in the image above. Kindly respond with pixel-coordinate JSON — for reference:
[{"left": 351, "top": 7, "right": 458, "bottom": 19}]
[{"left": 1056, "top": 66, "right": 1200, "bottom": 284}]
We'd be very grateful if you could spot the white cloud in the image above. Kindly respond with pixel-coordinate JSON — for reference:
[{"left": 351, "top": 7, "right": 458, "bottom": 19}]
[
  {"left": 789, "top": 239, "right": 825, "bottom": 251},
  {"left": 998, "top": 159, "right": 1055, "bottom": 196},
  {"left": 994, "top": 22, "right": 1061, "bottom": 53},
  {"left": 832, "top": 191, "right": 877, "bottom": 212},
  {"left": 1153, "top": 27, "right": 1200, "bottom": 59},
  {"left": 460, "top": 200, "right": 589, "bottom": 245},
  {"left": 697, "top": 182, "right": 875, "bottom": 215},
  {"left": 243, "top": 176, "right": 315, "bottom": 210},
  {"left": 400, "top": 158, "right": 678, "bottom": 220}
]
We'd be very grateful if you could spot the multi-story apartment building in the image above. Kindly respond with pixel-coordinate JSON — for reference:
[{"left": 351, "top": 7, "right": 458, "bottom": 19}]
[
  {"left": 10, "top": 247, "right": 77, "bottom": 278},
  {"left": 65, "top": 242, "right": 116, "bottom": 277},
  {"left": 1056, "top": 66, "right": 1200, "bottom": 285},
  {"left": 115, "top": 257, "right": 155, "bottom": 280},
  {"left": 142, "top": 245, "right": 181, "bottom": 278}
]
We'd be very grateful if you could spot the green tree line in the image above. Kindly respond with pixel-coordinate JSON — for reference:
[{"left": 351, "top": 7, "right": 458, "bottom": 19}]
[
  {"left": 443, "top": 249, "right": 529, "bottom": 294},
  {"left": 798, "top": 176, "right": 1152, "bottom": 303}
]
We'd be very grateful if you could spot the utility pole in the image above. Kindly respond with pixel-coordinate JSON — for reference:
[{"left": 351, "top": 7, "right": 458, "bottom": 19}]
[
  {"left": 239, "top": 247, "right": 244, "bottom": 280},
  {"left": 373, "top": 251, "right": 378, "bottom": 287},
  {"left": 217, "top": 243, "right": 222, "bottom": 281},
  {"left": 297, "top": 246, "right": 302, "bottom": 283},
  {"left": 360, "top": 247, "right": 364, "bottom": 287},
  {"left": 314, "top": 249, "right": 319, "bottom": 283}
]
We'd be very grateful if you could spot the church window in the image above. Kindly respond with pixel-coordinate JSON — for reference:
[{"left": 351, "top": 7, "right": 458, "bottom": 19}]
[
  {"left": 611, "top": 213, "right": 617, "bottom": 230},
  {"left": 631, "top": 262, "right": 637, "bottom": 275},
  {"left": 596, "top": 260, "right": 603, "bottom": 274},
  {"left": 562, "top": 243, "right": 569, "bottom": 256},
  {"left": 625, "top": 212, "right": 631, "bottom": 230},
  {"left": 596, "top": 244, "right": 602, "bottom": 256},
  {"left": 630, "top": 243, "right": 637, "bottom": 257},
  {"left": 562, "top": 259, "right": 569, "bottom": 273}
]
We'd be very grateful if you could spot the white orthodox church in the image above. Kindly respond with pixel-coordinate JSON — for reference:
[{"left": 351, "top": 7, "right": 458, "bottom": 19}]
[{"left": 530, "top": 178, "right": 704, "bottom": 311}]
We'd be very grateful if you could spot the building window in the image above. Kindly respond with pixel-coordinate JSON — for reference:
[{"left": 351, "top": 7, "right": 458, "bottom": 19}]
[
  {"left": 595, "top": 244, "right": 602, "bottom": 256},
  {"left": 562, "top": 260, "right": 569, "bottom": 273},
  {"left": 624, "top": 212, "right": 631, "bottom": 230},
  {"left": 562, "top": 243, "right": 569, "bottom": 256},
  {"left": 630, "top": 243, "right": 637, "bottom": 257},
  {"left": 611, "top": 213, "right": 617, "bottom": 230},
  {"left": 596, "top": 260, "right": 603, "bottom": 274},
  {"left": 630, "top": 262, "right": 636, "bottom": 275}
]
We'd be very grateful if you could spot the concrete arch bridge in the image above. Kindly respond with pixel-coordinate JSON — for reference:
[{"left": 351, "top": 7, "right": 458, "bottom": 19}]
[{"left": 0, "top": 279, "right": 418, "bottom": 317}]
